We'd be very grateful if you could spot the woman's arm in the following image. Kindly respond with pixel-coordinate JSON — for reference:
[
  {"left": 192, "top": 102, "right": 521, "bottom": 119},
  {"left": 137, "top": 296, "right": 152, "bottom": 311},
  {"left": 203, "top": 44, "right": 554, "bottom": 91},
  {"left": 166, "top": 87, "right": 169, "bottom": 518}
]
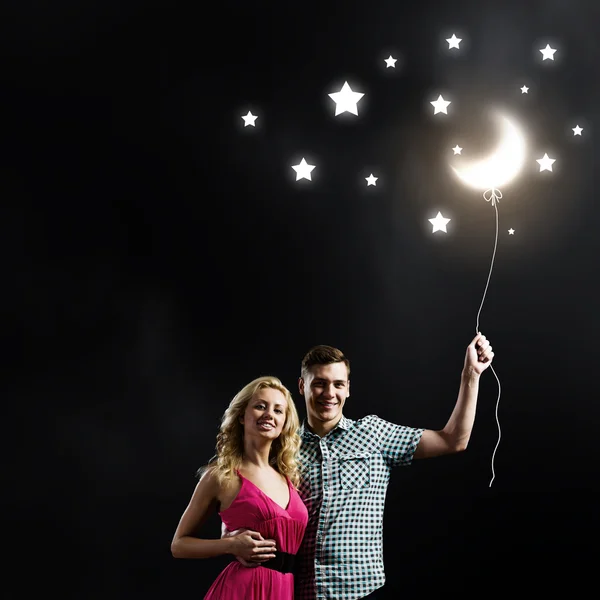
[{"left": 170, "top": 470, "right": 277, "bottom": 562}]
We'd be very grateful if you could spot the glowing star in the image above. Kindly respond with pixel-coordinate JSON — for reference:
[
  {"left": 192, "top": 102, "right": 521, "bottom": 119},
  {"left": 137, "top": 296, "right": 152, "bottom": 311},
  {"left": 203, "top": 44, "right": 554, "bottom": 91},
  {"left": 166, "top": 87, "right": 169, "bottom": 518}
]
[
  {"left": 429, "top": 212, "right": 451, "bottom": 233},
  {"left": 430, "top": 95, "right": 451, "bottom": 115},
  {"left": 446, "top": 34, "right": 462, "bottom": 49},
  {"left": 242, "top": 111, "right": 258, "bottom": 127},
  {"left": 384, "top": 55, "right": 397, "bottom": 68},
  {"left": 451, "top": 112, "right": 526, "bottom": 191},
  {"left": 452, "top": 145, "right": 462, "bottom": 155},
  {"left": 365, "top": 174, "right": 378, "bottom": 186},
  {"left": 328, "top": 82, "right": 365, "bottom": 116},
  {"left": 508, "top": 228, "right": 515, "bottom": 235},
  {"left": 536, "top": 153, "right": 555, "bottom": 172},
  {"left": 292, "top": 158, "right": 316, "bottom": 181},
  {"left": 572, "top": 125, "right": 583, "bottom": 136},
  {"left": 540, "top": 44, "right": 557, "bottom": 60},
  {"left": 520, "top": 86, "right": 529, "bottom": 94}
]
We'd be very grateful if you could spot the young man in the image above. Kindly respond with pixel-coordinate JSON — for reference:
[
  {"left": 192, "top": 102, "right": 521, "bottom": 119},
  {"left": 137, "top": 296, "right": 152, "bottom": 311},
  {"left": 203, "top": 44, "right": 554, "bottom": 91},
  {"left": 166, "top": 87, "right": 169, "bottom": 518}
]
[
  {"left": 293, "top": 333, "right": 493, "bottom": 600},
  {"left": 226, "top": 333, "right": 494, "bottom": 600}
]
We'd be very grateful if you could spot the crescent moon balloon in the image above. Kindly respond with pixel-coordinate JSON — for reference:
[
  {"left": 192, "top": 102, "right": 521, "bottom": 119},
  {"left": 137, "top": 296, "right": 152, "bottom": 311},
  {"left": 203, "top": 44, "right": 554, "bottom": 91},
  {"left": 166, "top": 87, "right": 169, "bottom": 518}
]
[{"left": 451, "top": 112, "right": 527, "bottom": 191}]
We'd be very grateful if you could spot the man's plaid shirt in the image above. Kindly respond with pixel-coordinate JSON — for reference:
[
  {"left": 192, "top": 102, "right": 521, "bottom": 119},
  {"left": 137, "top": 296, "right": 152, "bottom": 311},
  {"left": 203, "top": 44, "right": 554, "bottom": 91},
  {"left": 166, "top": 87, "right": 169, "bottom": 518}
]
[{"left": 294, "top": 414, "right": 424, "bottom": 600}]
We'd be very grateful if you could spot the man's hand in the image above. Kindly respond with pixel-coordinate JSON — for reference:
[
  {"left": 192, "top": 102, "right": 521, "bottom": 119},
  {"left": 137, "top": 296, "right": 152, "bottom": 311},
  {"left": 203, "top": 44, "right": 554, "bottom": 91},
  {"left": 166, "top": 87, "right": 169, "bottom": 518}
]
[
  {"left": 464, "top": 332, "right": 494, "bottom": 375},
  {"left": 222, "top": 526, "right": 276, "bottom": 566}
]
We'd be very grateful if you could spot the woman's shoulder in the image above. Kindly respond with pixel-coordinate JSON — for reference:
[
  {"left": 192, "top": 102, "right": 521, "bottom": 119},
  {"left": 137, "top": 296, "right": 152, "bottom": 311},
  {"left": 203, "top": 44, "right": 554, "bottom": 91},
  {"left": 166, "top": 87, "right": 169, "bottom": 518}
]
[{"left": 201, "top": 466, "right": 244, "bottom": 508}]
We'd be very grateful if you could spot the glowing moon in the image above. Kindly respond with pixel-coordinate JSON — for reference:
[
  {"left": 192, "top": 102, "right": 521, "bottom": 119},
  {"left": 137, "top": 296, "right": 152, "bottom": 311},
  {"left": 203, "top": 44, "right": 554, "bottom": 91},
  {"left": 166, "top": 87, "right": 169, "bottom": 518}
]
[{"left": 451, "top": 112, "right": 527, "bottom": 191}]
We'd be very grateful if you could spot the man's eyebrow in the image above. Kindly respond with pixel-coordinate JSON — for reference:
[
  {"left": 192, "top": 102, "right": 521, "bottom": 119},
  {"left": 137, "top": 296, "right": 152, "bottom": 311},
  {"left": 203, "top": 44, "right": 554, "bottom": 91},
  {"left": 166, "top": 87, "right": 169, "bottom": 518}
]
[{"left": 313, "top": 378, "right": 347, "bottom": 383}]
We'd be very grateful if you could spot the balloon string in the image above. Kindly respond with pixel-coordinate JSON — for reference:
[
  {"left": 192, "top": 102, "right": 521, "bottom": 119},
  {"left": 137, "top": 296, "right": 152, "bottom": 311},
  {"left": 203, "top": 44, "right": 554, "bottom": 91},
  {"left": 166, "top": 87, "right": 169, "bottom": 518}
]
[
  {"left": 476, "top": 188, "right": 500, "bottom": 331},
  {"left": 477, "top": 189, "right": 502, "bottom": 488}
]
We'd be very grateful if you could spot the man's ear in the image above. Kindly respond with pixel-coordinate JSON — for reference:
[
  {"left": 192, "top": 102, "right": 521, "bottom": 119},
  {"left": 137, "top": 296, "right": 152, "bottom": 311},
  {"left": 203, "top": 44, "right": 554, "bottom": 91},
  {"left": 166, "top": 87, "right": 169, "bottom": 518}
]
[
  {"left": 347, "top": 379, "right": 350, "bottom": 399},
  {"left": 298, "top": 377, "right": 305, "bottom": 395}
]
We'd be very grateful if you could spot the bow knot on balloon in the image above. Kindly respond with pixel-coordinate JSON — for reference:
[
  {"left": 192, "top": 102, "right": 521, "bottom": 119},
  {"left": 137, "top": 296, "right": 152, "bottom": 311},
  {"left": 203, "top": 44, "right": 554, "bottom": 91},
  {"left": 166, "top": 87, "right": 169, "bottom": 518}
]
[{"left": 483, "top": 188, "right": 503, "bottom": 206}]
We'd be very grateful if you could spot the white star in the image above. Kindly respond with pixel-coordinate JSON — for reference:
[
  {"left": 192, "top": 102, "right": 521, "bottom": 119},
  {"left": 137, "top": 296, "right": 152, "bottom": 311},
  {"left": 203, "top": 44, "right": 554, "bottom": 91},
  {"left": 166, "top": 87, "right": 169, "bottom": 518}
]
[
  {"left": 365, "top": 174, "right": 378, "bottom": 186},
  {"left": 242, "top": 111, "right": 258, "bottom": 127},
  {"left": 452, "top": 145, "right": 462, "bottom": 155},
  {"left": 292, "top": 158, "right": 316, "bottom": 181},
  {"left": 446, "top": 34, "right": 462, "bottom": 49},
  {"left": 429, "top": 212, "right": 451, "bottom": 233},
  {"left": 572, "top": 125, "right": 583, "bottom": 136},
  {"left": 430, "top": 95, "right": 451, "bottom": 115},
  {"left": 521, "top": 85, "right": 529, "bottom": 94},
  {"left": 384, "top": 55, "right": 397, "bottom": 68},
  {"left": 536, "top": 153, "right": 556, "bottom": 172},
  {"left": 508, "top": 228, "right": 515, "bottom": 235},
  {"left": 540, "top": 44, "right": 557, "bottom": 60},
  {"left": 328, "top": 81, "right": 365, "bottom": 116}
]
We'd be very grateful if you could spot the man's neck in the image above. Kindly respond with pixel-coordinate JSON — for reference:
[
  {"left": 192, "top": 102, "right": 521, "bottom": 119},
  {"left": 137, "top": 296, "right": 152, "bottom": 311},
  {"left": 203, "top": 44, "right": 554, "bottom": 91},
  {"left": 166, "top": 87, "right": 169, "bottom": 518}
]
[{"left": 307, "top": 414, "right": 343, "bottom": 438}]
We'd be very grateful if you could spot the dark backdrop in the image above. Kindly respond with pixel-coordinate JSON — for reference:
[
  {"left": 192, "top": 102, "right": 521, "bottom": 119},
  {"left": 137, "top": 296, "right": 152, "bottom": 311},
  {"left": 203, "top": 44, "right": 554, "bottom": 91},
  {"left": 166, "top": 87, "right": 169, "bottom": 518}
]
[{"left": 2, "top": 0, "right": 598, "bottom": 597}]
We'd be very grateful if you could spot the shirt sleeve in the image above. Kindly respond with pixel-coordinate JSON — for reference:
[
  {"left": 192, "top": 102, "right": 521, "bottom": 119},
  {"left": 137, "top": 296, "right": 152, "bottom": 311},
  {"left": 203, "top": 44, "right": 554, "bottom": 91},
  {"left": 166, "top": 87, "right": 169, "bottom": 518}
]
[{"left": 369, "top": 415, "right": 424, "bottom": 467}]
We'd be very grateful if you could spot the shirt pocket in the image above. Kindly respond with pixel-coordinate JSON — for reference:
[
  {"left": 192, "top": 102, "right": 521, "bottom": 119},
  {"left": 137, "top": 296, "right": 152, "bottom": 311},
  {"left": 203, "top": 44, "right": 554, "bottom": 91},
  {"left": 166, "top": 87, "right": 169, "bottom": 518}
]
[{"left": 338, "top": 452, "right": 371, "bottom": 490}]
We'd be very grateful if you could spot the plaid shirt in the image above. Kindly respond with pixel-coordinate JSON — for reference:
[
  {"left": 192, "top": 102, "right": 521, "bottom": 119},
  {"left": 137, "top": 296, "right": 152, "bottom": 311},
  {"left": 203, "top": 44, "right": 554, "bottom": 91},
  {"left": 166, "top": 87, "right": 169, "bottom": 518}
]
[{"left": 294, "top": 414, "right": 424, "bottom": 600}]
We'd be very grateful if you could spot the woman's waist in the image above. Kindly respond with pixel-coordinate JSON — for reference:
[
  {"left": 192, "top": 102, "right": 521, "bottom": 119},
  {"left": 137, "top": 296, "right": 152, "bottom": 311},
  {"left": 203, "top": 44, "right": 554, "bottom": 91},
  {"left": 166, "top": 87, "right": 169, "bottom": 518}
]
[{"left": 221, "top": 520, "right": 306, "bottom": 552}]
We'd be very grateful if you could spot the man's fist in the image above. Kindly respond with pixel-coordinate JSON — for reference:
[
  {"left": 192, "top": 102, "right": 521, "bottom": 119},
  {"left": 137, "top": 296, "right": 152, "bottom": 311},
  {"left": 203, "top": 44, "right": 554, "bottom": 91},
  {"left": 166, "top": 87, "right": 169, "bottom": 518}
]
[{"left": 465, "top": 333, "right": 494, "bottom": 375}]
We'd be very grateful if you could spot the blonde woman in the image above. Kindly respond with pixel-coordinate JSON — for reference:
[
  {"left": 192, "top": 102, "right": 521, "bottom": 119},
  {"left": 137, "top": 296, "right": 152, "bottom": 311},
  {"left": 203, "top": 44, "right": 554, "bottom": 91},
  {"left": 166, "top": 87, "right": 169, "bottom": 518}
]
[{"left": 171, "top": 376, "right": 308, "bottom": 600}]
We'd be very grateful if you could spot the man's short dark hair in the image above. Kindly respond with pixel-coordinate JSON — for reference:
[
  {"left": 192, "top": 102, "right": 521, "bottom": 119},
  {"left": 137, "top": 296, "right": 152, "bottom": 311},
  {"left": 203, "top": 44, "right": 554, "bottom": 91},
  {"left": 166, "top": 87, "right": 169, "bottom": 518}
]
[{"left": 301, "top": 345, "right": 350, "bottom": 379}]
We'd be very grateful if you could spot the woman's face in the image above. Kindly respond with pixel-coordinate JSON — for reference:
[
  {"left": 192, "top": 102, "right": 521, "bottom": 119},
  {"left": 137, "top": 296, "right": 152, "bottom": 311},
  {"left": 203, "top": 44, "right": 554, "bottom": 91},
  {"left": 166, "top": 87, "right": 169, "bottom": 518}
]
[{"left": 241, "top": 387, "right": 288, "bottom": 441}]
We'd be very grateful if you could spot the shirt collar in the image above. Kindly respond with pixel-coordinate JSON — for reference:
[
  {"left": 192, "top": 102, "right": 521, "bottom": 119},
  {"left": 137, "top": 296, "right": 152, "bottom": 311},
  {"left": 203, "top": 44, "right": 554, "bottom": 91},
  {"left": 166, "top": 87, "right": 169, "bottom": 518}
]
[{"left": 299, "top": 414, "right": 351, "bottom": 439}]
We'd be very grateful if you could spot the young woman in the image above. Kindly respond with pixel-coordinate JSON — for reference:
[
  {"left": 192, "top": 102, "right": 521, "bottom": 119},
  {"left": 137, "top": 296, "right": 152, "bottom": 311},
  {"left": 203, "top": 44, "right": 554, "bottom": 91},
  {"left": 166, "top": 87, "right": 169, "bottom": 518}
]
[{"left": 171, "top": 376, "right": 308, "bottom": 599}]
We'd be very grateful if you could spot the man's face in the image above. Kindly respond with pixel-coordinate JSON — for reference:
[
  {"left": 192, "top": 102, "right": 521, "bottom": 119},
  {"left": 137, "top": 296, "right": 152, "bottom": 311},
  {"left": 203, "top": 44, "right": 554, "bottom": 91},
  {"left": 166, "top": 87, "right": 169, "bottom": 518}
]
[{"left": 299, "top": 362, "right": 350, "bottom": 426}]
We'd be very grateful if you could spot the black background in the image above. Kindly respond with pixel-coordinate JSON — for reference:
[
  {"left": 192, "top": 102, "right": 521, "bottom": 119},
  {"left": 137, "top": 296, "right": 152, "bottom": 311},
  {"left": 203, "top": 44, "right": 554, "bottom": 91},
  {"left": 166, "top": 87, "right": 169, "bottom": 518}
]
[{"left": 2, "top": 1, "right": 598, "bottom": 597}]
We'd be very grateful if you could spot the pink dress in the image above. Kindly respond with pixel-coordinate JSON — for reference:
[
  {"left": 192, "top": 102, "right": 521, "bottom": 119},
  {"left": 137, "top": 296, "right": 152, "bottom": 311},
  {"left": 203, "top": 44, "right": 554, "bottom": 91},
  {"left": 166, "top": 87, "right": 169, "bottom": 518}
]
[{"left": 204, "top": 472, "right": 308, "bottom": 600}]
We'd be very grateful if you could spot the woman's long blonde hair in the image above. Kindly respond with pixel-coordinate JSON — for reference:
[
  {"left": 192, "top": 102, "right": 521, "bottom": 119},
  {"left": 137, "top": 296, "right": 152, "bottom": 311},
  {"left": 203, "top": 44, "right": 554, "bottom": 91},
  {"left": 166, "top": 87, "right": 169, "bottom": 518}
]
[{"left": 200, "top": 376, "right": 301, "bottom": 487}]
